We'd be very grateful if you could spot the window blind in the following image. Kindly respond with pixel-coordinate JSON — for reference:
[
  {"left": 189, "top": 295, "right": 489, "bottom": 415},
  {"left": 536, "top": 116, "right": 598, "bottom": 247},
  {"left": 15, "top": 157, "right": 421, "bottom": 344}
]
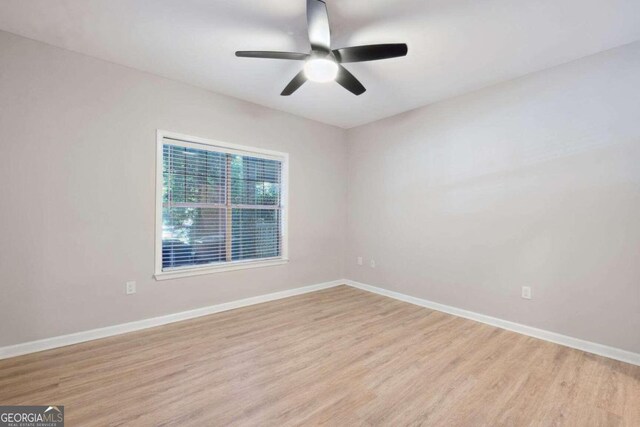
[{"left": 161, "top": 140, "right": 283, "bottom": 271}]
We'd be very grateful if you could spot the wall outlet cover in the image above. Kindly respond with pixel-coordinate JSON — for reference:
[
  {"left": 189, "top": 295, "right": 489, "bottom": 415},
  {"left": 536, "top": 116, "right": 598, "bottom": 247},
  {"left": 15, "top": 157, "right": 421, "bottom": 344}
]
[{"left": 126, "top": 281, "right": 137, "bottom": 295}]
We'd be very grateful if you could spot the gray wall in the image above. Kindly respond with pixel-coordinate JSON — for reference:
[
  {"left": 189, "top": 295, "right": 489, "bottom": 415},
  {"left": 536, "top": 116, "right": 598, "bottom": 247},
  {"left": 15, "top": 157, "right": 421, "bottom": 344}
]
[
  {"left": 346, "top": 42, "right": 640, "bottom": 353},
  {"left": 0, "top": 31, "right": 347, "bottom": 346},
  {"left": 2, "top": 30, "right": 638, "bottom": 354}
]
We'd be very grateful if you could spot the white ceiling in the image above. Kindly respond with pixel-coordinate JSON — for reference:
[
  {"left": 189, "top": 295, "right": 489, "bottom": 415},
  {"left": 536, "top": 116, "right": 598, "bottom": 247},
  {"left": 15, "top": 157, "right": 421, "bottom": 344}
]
[{"left": 1, "top": 0, "right": 639, "bottom": 128}]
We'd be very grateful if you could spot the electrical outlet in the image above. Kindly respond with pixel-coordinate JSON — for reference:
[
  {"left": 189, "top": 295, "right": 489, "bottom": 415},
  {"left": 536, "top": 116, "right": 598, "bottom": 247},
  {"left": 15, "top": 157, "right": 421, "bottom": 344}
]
[
  {"left": 126, "top": 281, "right": 136, "bottom": 295},
  {"left": 370, "top": 259, "right": 376, "bottom": 268},
  {"left": 521, "top": 286, "right": 531, "bottom": 300},
  {"left": 357, "top": 256, "right": 363, "bottom": 266}
]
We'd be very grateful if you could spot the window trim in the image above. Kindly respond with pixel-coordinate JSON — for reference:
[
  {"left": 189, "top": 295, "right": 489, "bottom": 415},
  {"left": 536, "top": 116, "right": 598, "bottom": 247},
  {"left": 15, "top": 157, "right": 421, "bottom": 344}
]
[{"left": 154, "top": 130, "right": 289, "bottom": 281}]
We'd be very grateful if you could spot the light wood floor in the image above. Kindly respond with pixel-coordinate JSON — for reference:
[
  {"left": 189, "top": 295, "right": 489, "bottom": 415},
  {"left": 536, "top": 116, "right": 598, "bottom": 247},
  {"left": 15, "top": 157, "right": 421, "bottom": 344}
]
[{"left": 1, "top": 285, "right": 638, "bottom": 426}]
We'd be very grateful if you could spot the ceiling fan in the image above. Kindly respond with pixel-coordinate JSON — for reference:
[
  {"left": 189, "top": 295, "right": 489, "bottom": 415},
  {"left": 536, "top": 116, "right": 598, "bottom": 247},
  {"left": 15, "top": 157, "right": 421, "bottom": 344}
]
[{"left": 235, "top": 0, "right": 408, "bottom": 96}]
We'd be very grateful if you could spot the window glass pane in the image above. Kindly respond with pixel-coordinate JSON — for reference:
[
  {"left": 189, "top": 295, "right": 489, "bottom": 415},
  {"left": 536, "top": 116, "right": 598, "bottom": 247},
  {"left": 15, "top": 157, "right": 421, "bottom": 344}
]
[
  {"left": 231, "top": 155, "right": 281, "bottom": 206},
  {"left": 162, "top": 207, "right": 226, "bottom": 268},
  {"left": 231, "top": 208, "right": 280, "bottom": 261},
  {"left": 161, "top": 141, "right": 283, "bottom": 271},
  {"left": 163, "top": 145, "right": 227, "bottom": 205}
]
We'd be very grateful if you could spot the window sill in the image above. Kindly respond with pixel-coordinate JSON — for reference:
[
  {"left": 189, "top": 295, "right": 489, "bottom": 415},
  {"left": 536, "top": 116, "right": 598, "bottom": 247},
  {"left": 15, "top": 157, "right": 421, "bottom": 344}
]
[{"left": 154, "top": 258, "right": 289, "bottom": 281}]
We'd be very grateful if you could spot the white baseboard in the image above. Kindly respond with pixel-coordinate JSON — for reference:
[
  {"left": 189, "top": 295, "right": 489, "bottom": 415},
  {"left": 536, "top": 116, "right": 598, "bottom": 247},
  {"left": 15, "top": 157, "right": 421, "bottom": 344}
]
[
  {"left": 3, "top": 279, "right": 638, "bottom": 366},
  {"left": 344, "top": 280, "right": 640, "bottom": 366},
  {"left": 0, "top": 279, "right": 344, "bottom": 360}
]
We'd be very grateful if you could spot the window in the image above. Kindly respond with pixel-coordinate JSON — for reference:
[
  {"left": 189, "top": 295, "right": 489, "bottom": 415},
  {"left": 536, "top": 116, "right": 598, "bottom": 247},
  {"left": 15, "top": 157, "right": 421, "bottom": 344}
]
[{"left": 155, "top": 131, "right": 288, "bottom": 280}]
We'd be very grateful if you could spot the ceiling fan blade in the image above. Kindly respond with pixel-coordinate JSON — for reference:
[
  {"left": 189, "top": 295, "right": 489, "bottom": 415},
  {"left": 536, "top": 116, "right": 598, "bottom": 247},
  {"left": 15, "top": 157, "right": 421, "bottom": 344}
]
[
  {"left": 307, "top": 0, "right": 331, "bottom": 52},
  {"left": 236, "top": 51, "right": 309, "bottom": 60},
  {"left": 335, "top": 65, "right": 366, "bottom": 96},
  {"left": 333, "top": 43, "right": 408, "bottom": 63},
  {"left": 281, "top": 70, "right": 307, "bottom": 96}
]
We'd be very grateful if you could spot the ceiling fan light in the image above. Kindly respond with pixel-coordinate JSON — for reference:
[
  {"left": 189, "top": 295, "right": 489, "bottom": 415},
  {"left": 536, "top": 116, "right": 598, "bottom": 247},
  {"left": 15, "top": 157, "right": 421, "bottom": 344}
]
[{"left": 303, "top": 58, "right": 338, "bottom": 83}]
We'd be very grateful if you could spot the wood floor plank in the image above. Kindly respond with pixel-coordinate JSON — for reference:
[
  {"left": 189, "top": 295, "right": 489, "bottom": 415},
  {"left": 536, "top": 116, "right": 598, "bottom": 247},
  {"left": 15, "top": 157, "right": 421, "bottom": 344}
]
[{"left": 0, "top": 285, "right": 638, "bottom": 426}]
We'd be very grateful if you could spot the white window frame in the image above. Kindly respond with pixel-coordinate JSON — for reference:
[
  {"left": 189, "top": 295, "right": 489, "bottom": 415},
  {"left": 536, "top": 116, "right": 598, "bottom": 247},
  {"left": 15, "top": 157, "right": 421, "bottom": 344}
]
[{"left": 154, "top": 130, "right": 289, "bottom": 280}]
